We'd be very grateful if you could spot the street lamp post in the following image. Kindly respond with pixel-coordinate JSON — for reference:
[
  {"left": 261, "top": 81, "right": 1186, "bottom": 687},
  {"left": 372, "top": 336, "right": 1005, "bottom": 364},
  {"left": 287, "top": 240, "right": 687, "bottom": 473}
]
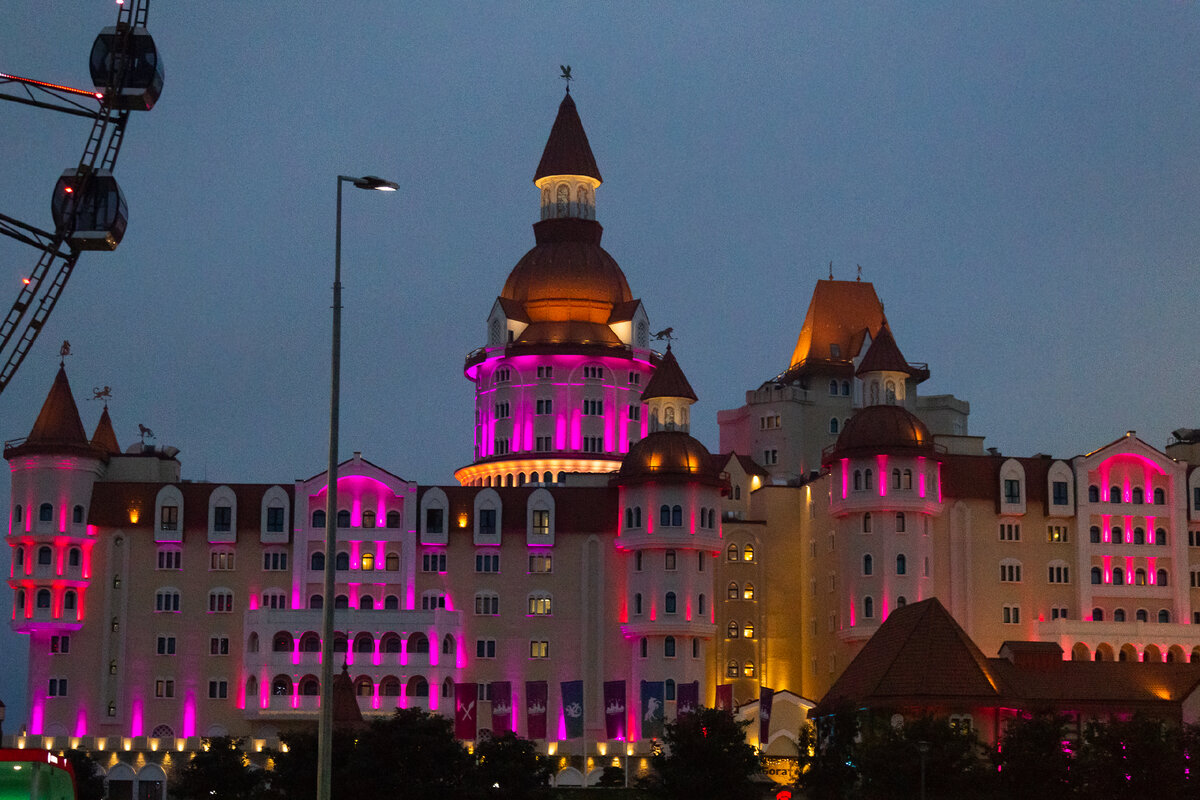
[
  {"left": 318, "top": 174, "right": 397, "bottom": 800},
  {"left": 917, "top": 739, "right": 930, "bottom": 800}
]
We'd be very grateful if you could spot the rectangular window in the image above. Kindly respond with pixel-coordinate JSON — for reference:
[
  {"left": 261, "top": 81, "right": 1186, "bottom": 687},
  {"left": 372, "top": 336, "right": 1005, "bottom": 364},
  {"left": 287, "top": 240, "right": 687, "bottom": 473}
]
[
  {"left": 536, "top": 398, "right": 553, "bottom": 415},
  {"left": 155, "top": 679, "right": 175, "bottom": 698},
  {"left": 1194, "top": 487, "right": 1200, "bottom": 512},
  {"left": 1000, "top": 563, "right": 1022, "bottom": 582},
  {"left": 1047, "top": 525, "right": 1068, "bottom": 543},
  {"left": 1052, "top": 481, "right": 1069, "bottom": 505},
  {"left": 1003, "top": 480, "right": 1021, "bottom": 504},
  {"left": 422, "top": 552, "right": 447, "bottom": 573},
  {"left": 1048, "top": 565, "right": 1069, "bottom": 583},
  {"left": 474, "top": 594, "right": 499, "bottom": 615},
  {"left": 475, "top": 553, "right": 500, "bottom": 573},
  {"left": 209, "top": 592, "right": 234, "bottom": 613},
  {"left": 999, "top": 523, "right": 1021, "bottom": 541},
  {"left": 266, "top": 506, "right": 285, "bottom": 533},
  {"left": 50, "top": 635, "right": 69, "bottom": 654},
  {"left": 157, "top": 549, "right": 181, "bottom": 570},
  {"left": 1003, "top": 605, "right": 1020, "bottom": 624},
  {"left": 421, "top": 593, "right": 446, "bottom": 610},
  {"left": 160, "top": 505, "right": 179, "bottom": 531},
  {"left": 583, "top": 398, "right": 604, "bottom": 415},
  {"left": 763, "top": 449, "right": 778, "bottom": 465},
  {"left": 537, "top": 366, "right": 553, "bottom": 379},
  {"left": 263, "top": 551, "right": 288, "bottom": 571},
  {"left": 210, "top": 550, "right": 235, "bottom": 571},
  {"left": 493, "top": 438, "right": 510, "bottom": 455},
  {"left": 532, "top": 509, "right": 550, "bottom": 537},
  {"left": 627, "top": 405, "right": 640, "bottom": 422},
  {"left": 582, "top": 436, "right": 604, "bottom": 452},
  {"left": 535, "top": 435, "right": 552, "bottom": 452},
  {"left": 156, "top": 635, "right": 177, "bottom": 655},
  {"left": 209, "top": 636, "right": 229, "bottom": 656},
  {"left": 476, "top": 639, "right": 496, "bottom": 659},
  {"left": 494, "top": 401, "right": 511, "bottom": 419},
  {"left": 48, "top": 678, "right": 67, "bottom": 697},
  {"left": 530, "top": 641, "right": 549, "bottom": 659},
  {"left": 665, "top": 550, "right": 676, "bottom": 571},
  {"left": 583, "top": 366, "right": 603, "bottom": 380},
  {"left": 155, "top": 591, "right": 180, "bottom": 613},
  {"left": 628, "top": 371, "right": 641, "bottom": 385},
  {"left": 479, "top": 508, "right": 497, "bottom": 536},
  {"left": 1051, "top": 606, "right": 1068, "bottom": 620},
  {"left": 208, "top": 680, "right": 228, "bottom": 699},
  {"left": 529, "top": 554, "right": 552, "bottom": 573},
  {"left": 213, "top": 505, "right": 232, "bottom": 532},
  {"left": 425, "top": 508, "right": 444, "bottom": 534}
]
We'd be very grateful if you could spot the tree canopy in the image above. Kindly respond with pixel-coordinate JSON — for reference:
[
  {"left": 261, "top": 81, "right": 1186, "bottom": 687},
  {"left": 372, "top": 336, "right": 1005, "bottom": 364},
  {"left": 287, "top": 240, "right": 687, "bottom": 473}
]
[{"left": 649, "top": 706, "right": 763, "bottom": 800}]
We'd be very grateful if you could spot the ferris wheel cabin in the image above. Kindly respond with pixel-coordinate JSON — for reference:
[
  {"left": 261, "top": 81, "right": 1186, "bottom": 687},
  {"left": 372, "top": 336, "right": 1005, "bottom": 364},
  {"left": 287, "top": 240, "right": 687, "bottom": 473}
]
[
  {"left": 90, "top": 26, "right": 163, "bottom": 111},
  {"left": 52, "top": 169, "right": 128, "bottom": 251},
  {"left": 0, "top": 749, "right": 76, "bottom": 800}
]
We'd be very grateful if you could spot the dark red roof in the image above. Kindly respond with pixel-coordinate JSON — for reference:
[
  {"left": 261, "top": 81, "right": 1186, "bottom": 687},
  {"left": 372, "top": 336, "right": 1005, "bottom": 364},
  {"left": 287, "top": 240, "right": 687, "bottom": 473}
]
[
  {"left": 855, "top": 324, "right": 914, "bottom": 377},
  {"left": 616, "top": 431, "right": 724, "bottom": 486},
  {"left": 825, "top": 404, "right": 935, "bottom": 462},
  {"left": 91, "top": 406, "right": 121, "bottom": 455},
  {"left": 641, "top": 346, "right": 697, "bottom": 402},
  {"left": 534, "top": 93, "right": 602, "bottom": 183},
  {"left": 789, "top": 280, "right": 885, "bottom": 371},
  {"left": 5, "top": 366, "right": 102, "bottom": 460}
]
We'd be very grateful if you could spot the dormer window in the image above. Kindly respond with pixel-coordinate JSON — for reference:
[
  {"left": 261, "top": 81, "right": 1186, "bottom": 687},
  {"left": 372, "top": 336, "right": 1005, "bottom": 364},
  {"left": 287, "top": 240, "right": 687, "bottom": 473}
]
[{"left": 830, "top": 344, "right": 840, "bottom": 358}]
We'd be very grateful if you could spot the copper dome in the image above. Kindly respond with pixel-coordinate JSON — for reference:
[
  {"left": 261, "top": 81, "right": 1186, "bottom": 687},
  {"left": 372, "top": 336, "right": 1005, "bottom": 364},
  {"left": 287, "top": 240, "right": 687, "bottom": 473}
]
[
  {"left": 828, "top": 404, "right": 935, "bottom": 460},
  {"left": 617, "top": 431, "right": 723, "bottom": 485},
  {"left": 501, "top": 218, "right": 632, "bottom": 325}
]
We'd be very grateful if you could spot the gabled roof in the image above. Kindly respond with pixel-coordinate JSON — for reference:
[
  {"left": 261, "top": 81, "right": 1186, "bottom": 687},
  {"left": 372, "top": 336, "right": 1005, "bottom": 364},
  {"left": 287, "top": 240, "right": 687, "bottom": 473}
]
[
  {"left": 607, "top": 299, "right": 642, "bottom": 324},
  {"left": 855, "top": 324, "right": 914, "bottom": 377},
  {"left": 91, "top": 406, "right": 121, "bottom": 455},
  {"left": 494, "top": 296, "right": 530, "bottom": 323},
  {"left": 5, "top": 365, "right": 103, "bottom": 460},
  {"left": 788, "top": 279, "right": 885, "bottom": 372},
  {"left": 813, "top": 598, "right": 1002, "bottom": 715},
  {"left": 641, "top": 345, "right": 697, "bottom": 402},
  {"left": 534, "top": 93, "right": 602, "bottom": 183}
]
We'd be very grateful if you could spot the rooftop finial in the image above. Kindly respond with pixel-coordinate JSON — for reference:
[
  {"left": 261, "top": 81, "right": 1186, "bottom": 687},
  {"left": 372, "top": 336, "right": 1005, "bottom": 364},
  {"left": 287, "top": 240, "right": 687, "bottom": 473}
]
[
  {"left": 59, "top": 339, "right": 71, "bottom": 366},
  {"left": 560, "top": 64, "right": 572, "bottom": 93},
  {"left": 828, "top": 260, "right": 833, "bottom": 280},
  {"left": 856, "top": 264, "right": 862, "bottom": 282}
]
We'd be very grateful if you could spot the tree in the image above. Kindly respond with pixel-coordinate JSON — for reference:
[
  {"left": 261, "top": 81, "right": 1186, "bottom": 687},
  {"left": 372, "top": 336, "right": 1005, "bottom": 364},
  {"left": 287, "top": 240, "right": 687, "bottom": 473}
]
[
  {"left": 992, "top": 710, "right": 1072, "bottom": 794},
  {"left": 796, "top": 707, "right": 860, "bottom": 800},
  {"left": 1072, "top": 715, "right": 1191, "bottom": 799},
  {"left": 173, "top": 737, "right": 263, "bottom": 800},
  {"left": 596, "top": 764, "right": 627, "bottom": 787},
  {"left": 341, "top": 708, "right": 478, "bottom": 799},
  {"left": 475, "top": 731, "right": 553, "bottom": 799},
  {"left": 650, "top": 707, "right": 763, "bottom": 800},
  {"left": 854, "top": 715, "right": 987, "bottom": 800},
  {"left": 63, "top": 750, "right": 105, "bottom": 800}
]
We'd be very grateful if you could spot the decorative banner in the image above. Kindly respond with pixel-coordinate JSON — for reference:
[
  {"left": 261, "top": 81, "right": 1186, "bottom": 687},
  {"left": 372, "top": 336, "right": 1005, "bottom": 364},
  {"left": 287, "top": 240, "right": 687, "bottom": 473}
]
[
  {"left": 454, "top": 683, "right": 477, "bottom": 740},
  {"left": 561, "top": 680, "right": 585, "bottom": 739},
  {"left": 526, "top": 681, "right": 548, "bottom": 740},
  {"left": 676, "top": 681, "right": 700, "bottom": 716},
  {"left": 490, "top": 681, "right": 513, "bottom": 734},
  {"left": 715, "top": 683, "right": 734, "bottom": 713},
  {"left": 603, "top": 680, "right": 626, "bottom": 740},
  {"left": 641, "top": 680, "right": 665, "bottom": 740},
  {"left": 759, "top": 686, "right": 774, "bottom": 746}
]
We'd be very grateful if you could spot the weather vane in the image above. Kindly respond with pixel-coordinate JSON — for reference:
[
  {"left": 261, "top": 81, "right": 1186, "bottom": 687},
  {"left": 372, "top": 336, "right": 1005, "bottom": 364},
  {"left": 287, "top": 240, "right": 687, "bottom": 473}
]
[
  {"left": 652, "top": 327, "right": 675, "bottom": 342},
  {"left": 59, "top": 340, "right": 71, "bottom": 365},
  {"left": 560, "top": 64, "right": 572, "bottom": 93},
  {"left": 91, "top": 385, "right": 113, "bottom": 407}
]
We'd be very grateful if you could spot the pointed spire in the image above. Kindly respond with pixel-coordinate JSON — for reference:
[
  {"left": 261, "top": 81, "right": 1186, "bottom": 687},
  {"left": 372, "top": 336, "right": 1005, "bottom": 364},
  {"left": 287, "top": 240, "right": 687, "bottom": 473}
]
[
  {"left": 331, "top": 662, "right": 366, "bottom": 730},
  {"left": 25, "top": 365, "right": 90, "bottom": 449},
  {"left": 91, "top": 405, "right": 121, "bottom": 455},
  {"left": 642, "top": 344, "right": 698, "bottom": 403},
  {"left": 855, "top": 323, "right": 915, "bottom": 377},
  {"left": 534, "top": 93, "right": 602, "bottom": 184}
]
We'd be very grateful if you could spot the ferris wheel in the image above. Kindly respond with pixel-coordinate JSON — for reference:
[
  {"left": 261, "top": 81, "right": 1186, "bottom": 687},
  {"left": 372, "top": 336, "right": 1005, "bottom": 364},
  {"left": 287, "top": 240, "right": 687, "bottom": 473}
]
[{"left": 0, "top": 0, "right": 161, "bottom": 394}]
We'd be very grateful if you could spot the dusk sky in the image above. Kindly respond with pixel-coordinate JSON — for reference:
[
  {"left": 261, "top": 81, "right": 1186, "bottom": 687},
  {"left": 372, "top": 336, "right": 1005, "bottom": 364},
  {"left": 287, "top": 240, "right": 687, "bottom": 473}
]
[{"left": 2, "top": 1, "right": 1198, "bottom": 726}]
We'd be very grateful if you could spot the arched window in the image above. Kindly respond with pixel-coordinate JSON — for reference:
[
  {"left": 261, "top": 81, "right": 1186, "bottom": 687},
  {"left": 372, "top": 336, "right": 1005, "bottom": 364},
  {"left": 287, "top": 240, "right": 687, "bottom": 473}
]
[
  {"left": 863, "top": 596, "right": 874, "bottom": 618},
  {"left": 903, "top": 469, "right": 913, "bottom": 489},
  {"left": 246, "top": 676, "right": 259, "bottom": 698},
  {"left": 271, "top": 675, "right": 293, "bottom": 696},
  {"left": 37, "top": 546, "right": 52, "bottom": 565},
  {"left": 387, "top": 510, "right": 402, "bottom": 528},
  {"left": 1091, "top": 567, "right": 1102, "bottom": 584},
  {"left": 408, "top": 632, "right": 429, "bottom": 654},
  {"left": 272, "top": 632, "right": 293, "bottom": 652},
  {"left": 1093, "top": 608, "right": 1104, "bottom": 622},
  {"left": 309, "top": 595, "right": 323, "bottom": 609},
  {"left": 664, "top": 637, "right": 676, "bottom": 658},
  {"left": 727, "top": 544, "right": 738, "bottom": 561},
  {"left": 362, "top": 510, "right": 376, "bottom": 528},
  {"left": 1134, "top": 527, "right": 1145, "bottom": 545},
  {"left": 727, "top": 621, "right": 739, "bottom": 638},
  {"left": 1136, "top": 609, "right": 1148, "bottom": 623},
  {"left": 829, "top": 380, "right": 839, "bottom": 395},
  {"left": 443, "top": 634, "right": 455, "bottom": 655},
  {"left": 863, "top": 554, "right": 873, "bottom": 575},
  {"left": 1090, "top": 526, "right": 1101, "bottom": 543},
  {"left": 359, "top": 595, "right": 374, "bottom": 610},
  {"left": 665, "top": 592, "right": 677, "bottom": 614},
  {"left": 73, "top": 505, "right": 84, "bottom": 524},
  {"left": 335, "top": 552, "right": 350, "bottom": 571},
  {"left": 640, "top": 638, "right": 648, "bottom": 658},
  {"left": 699, "top": 594, "right": 707, "bottom": 615},
  {"left": 300, "top": 632, "right": 320, "bottom": 652},
  {"left": 727, "top": 660, "right": 739, "bottom": 678},
  {"left": 743, "top": 583, "right": 755, "bottom": 601},
  {"left": 896, "top": 554, "right": 907, "bottom": 575},
  {"left": 743, "top": 621, "right": 755, "bottom": 638},
  {"left": 442, "top": 677, "right": 455, "bottom": 698},
  {"left": 300, "top": 676, "right": 320, "bottom": 696},
  {"left": 1113, "top": 567, "right": 1125, "bottom": 586},
  {"left": 68, "top": 547, "right": 81, "bottom": 567},
  {"left": 380, "top": 676, "right": 401, "bottom": 697},
  {"left": 896, "top": 512, "right": 906, "bottom": 532},
  {"left": 865, "top": 469, "right": 873, "bottom": 489},
  {"left": 1156, "top": 528, "right": 1166, "bottom": 546},
  {"left": 1157, "top": 568, "right": 1168, "bottom": 586},
  {"left": 660, "top": 505, "right": 671, "bottom": 526},
  {"left": 672, "top": 505, "right": 683, "bottom": 526},
  {"left": 830, "top": 418, "right": 839, "bottom": 435},
  {"left": 39, "top": 503, "right": 53, "bottom": 522},
  {"left": 1135, "top": 569, "right": 1147, "bottom": 586},
  {"left": 742, "top": 661, "right": 756, "bottom": 678},
  {"left": 63, "top": 590, "right": 77, "bottom": 611},
  {"left": 728, "top": 582, "right": 739, "bottom": 600},
  {"left": 310, "top": 552, "right": 325, "bottom": 571},
  {"left": 312, "top": 510, "right": 326, "bottom": 529},
  {"left": 407, "top": 675, "right": 429, "bottom": 698},
  {"left": 897, "top": 596, "right": 907, "bottom": 607},
  {"left": 354, "top": 633, "right": 374, "bottom": 653},
  {"left": 624, "top": 508, "right": 633, "bottom": 528},
  {"left": 361, "top": 552, "right": 375, "bottom": 571},
  {"left": 380, "top": 633, "right": 402, "bottom": 654},
  {"left": 743, "top": 544, "right": 754, "bottom": 562},
  {"left": 36, "top": 589, "right": 51, "bottom": 608},
  {"left": 1112, "top": 527, "right": 1123, "bottom": 544},
  {"left": 854, "top": 470, "right": 862, "bottom": 491},
  {"left": 384, "top": 595, "right": 399, "bottom": 610},
  {"left": 1109, "top": 486, "right": 1121, "bottom": 504},
  {"left": 1133, "top": 488, "right": 1144, "bottom": 505},
  {"left": 842, "top": 380, "right": 851, "bottom": 396},
  {"left": 634, "top": 593, "right": 642, "bottom": 615},
  {"left": 1088, "top": 485, "right": 1099, "bottom": 503},
  {"left": 1155, "top": 488, "right": 1166, "bottom": 504},
  {"left": 337, "top": 510, "right": 350, "bottom": 528},
  {"left": 892, "top": 469, "right": 902, "bottom": 489},
  {"left": 863, "top": 513, "right": 872, "bottom": 533},
  {"left": 1159, "top": 609, "right": 1171, "bottom": 623},
  {"left": 334, "top": 595, "right": 349, "bottom": 609},
  {"left": 1114, "top": 609, "right": 1126, "bottom": 622},
  {"left": 635, "top": 507, "right": 643, "bottom": 527},
  {"left": 386, "top": 553, "right": 400, "bottom": 571},
  {"left": 13, "top": 548, "right": 22, "bottom": 567}
]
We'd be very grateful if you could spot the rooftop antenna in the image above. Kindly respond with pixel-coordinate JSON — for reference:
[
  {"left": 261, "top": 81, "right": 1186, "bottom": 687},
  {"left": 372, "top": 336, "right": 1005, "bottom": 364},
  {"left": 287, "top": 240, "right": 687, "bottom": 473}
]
[
  {"left": 856, "top": 264, "right": 862, "bottom": 282},
  {"left": 560, "top": 64, "right": 572, "bottom": 93}
]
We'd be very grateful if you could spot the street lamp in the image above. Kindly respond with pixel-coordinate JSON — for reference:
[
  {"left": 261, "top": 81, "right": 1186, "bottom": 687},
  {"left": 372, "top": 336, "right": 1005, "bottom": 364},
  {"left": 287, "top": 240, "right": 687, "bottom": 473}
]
[
  {"left": 917, "top": 739, "right": 930, "bottom": 800},
  {"left": 318, "top": 174, "right": 397, "bottom": 800}
]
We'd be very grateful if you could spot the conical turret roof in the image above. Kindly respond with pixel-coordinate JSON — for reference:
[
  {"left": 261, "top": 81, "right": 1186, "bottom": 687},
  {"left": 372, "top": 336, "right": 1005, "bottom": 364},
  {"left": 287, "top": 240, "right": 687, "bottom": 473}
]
[
  {"left": 856, "top": 323, "right": 914, "bottom": 377},
  {"left": 641, "top": 345, "right": 697, "bottom": 402},
  {"left": 534, "top": 93, "right": 602, "bottom": 183},
  {"left": 91, "top": 406, "right": 121, "bottom": 455},
  {"left": 5, "top": 365, "right": 104, "bottom": 460}
]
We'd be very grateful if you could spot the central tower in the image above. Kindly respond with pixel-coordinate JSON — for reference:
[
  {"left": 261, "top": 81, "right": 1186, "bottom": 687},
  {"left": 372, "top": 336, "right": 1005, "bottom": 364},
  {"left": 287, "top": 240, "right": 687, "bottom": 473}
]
[{"left": 457, "top": 92, "right": 656, "bottom": 487}]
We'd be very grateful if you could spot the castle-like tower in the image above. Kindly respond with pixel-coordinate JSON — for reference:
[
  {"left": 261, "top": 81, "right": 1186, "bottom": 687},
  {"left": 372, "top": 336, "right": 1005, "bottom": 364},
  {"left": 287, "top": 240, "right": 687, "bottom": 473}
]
[{"left": 456, "top": 93, "right": 656, "bottom": 487}]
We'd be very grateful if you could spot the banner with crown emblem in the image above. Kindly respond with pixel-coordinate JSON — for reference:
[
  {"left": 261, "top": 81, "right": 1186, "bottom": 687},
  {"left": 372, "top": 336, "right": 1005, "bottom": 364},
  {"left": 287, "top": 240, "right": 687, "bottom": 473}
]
[
  {"left": 676, "top": 680, "right": 700, "bottom": 716},
  {"left": 561, "top": 680, "right": 585, "bottom": 739},
  {"left": 640, "top": 680, "right": 665, "bottom": 740},
  {"left": 603, "top": 680, "right": 626, "bottom": 740},
  {"left": 489, "top": 681, "right": 513, "bottom": 734},
  {"left": 455, "top": 682, "right": 477, "bottom": 740},
  {"left": 759, "top": 685, "right": 774, "bottom": 746},
  {"left": 525, "top": 681, "right": 548, "bottom": 739}
]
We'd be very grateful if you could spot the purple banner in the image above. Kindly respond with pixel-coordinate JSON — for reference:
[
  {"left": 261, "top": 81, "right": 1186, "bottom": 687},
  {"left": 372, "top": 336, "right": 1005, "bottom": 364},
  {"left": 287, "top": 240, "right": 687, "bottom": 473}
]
[
  {"left": 526, "top": 680, "right": 548, "bottom": 740},
  {"left": 490, "top": 681, "right": 512, "bottom": 734},
  {"left": 759, "top": 686, "right": 774, "bottom": 745},
  {"left": 455, "top": 683, "right": 477, "bottom": 740},
  {"left": 676, "top": 680, "right": 700, "bottom": 716},
  {"left": 603, "top": 680, "right": 626, "bottom": 740}
]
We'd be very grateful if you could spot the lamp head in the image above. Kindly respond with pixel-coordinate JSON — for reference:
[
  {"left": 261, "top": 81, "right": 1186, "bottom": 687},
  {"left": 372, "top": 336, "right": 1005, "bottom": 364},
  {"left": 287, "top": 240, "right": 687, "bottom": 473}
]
[{"left": 353, "top": 175, "right": 398, "bottom": 191}]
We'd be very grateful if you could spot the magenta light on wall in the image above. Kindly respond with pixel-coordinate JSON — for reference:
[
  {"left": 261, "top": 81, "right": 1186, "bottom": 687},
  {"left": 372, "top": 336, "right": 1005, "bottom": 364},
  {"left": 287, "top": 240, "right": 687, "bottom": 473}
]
[
  {"left": 131, "top": 698, "right": 143, "bottom": 737},
  {"left": 877, "top": 455, "right": 888, "bottom": 498},
  {"left": 74, "top": 707, "right": 86, "bottom": 737},
  {"left": 183, "top": 692, "right": 196, "bottom": 737}
]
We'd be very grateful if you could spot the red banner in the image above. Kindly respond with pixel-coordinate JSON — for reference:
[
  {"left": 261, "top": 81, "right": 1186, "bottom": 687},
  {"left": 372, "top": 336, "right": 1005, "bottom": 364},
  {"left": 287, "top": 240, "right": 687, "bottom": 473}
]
[
  {"left": 759, "top": 686, "right": 774, "bottom": 746},
  {"left": 454, "top": 682, "right": 477, "bottom": 740},
  {"left": 715, "top": 683, "right": 733, "bottom": 713},
  {"left": 525, "top": 680, "right": 548, "bottom": 739}
]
